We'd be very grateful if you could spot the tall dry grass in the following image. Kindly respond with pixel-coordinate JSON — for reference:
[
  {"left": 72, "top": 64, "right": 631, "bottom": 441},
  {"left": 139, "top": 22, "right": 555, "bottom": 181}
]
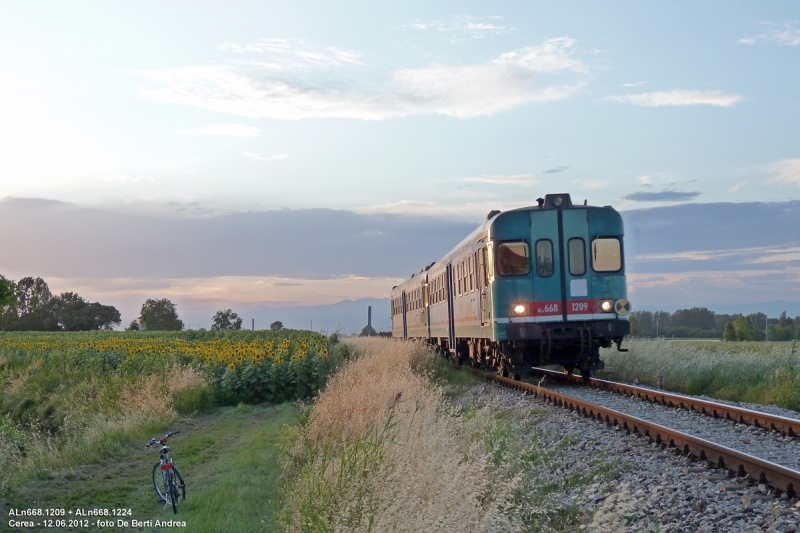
[
  {"left": 279, "top": 338, "right": 524, "bottom": 532},
  {"left": 0, "top": 365, "right": 207, "bottom": 495}
]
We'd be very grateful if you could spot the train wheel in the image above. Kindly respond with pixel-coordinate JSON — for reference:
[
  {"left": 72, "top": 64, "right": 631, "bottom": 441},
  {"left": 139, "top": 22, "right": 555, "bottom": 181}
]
[
  {"left": 499, "top": 363, "right": 509, "bottom": 378},
  {"left": 579, "top": 365, "right": 591, "bottom": 384}
]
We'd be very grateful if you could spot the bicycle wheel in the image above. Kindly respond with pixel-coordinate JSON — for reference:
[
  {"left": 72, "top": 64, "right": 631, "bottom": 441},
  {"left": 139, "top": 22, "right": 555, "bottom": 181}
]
[
  {"left": 152, "top": 463, "right": 170, "bottom": 503},
  {"left": 172, "top": 464, "right": 186, "bottom": 502},
  {"left": 168, "top": 471, "right": 178, "bottom": 514}
]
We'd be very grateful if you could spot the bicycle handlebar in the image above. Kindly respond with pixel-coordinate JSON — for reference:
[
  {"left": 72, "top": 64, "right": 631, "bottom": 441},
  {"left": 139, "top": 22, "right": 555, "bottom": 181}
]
[{"left": 144, "top": 430, "right": 180, "bottom": 448}]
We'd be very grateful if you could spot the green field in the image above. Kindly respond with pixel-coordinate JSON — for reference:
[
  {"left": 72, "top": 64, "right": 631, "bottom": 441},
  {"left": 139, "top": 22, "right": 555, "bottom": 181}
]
[{"left": 599, "top": 339, "right": 800, "bottom": 410}]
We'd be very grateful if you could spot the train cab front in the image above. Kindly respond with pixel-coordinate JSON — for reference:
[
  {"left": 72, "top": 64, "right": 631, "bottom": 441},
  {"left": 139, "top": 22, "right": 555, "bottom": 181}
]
[{"left": 490, "top": 193, "right": 630, "bottom": 379}]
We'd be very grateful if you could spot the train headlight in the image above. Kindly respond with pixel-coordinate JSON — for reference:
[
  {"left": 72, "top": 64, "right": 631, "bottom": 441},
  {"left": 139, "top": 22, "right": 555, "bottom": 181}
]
[
  {"left": 599, "top": 299, "right": 614, "bottom": 313},
  {"left": 512, "top": 304, "right": 527, "bottom": 316}
]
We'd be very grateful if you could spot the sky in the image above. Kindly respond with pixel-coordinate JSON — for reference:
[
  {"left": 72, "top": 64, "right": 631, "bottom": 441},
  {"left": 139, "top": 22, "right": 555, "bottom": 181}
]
[{"left": 1, "top": 2, "right": 799, "bottom": 330}]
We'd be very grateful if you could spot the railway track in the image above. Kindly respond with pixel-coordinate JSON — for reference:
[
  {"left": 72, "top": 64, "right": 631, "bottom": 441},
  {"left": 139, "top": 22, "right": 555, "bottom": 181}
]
[{"left": 466, "top": 367, "right": 800, "bottom": 499}]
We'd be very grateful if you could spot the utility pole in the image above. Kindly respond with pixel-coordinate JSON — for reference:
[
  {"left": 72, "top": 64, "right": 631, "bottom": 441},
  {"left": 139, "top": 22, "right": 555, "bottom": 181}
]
[
  {"left": 766, "top": 316, "right": 769, "bottom": 342},
  {"left": 252, "top": 318, "right": 254, "bottom": 331},
  {"left": 368, "top": 306, "right": 372, "bottom": 337}
]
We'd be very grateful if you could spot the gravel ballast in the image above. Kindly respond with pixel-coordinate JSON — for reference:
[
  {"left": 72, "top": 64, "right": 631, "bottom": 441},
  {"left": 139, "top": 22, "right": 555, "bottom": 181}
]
[{"left": 463, "top": 381, "right": 800, "bottom": 533}]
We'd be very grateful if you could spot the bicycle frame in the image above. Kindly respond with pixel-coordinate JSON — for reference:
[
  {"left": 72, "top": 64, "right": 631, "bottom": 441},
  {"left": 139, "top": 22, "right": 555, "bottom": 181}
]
[{"left": 147, "top": 431, "right": 185, "bottom": 514}]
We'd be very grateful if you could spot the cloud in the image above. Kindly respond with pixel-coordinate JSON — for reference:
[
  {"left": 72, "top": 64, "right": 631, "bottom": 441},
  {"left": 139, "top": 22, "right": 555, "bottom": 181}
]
[
  {"left": 458, "top": 174, "right": 537, "bottom": 185},
  {"left": 766, "top": 159, "right": 800, "bottom": 187},
  {"left": 244, "top": 152, "right": 289, "bottom": 162},
  {"left": 404, "top": 15, "right": 509, "bottom": 39},
  {"left": 129, "top": 37, "right": 587, "bottom": 120},
  {"left": 728, "top": 180, "right": 749, "bottom": 193},
  {"left": 739, "top": 23, "right": 800, "bottom": 46},
  {"left": 623, "top": 190, "right": 701, "bottom": 202},
  {"left": 621, "top": 200, "right": 800, "bottom": 259},
  {"left": 351, "top": 200, "right": 533, "bottom": 221},
  {"left": 173, "top": 124, "right": 260, "bottom": 137},
  {"left": 608, "top": 90, "right": 742, "bottom": 107},
  {"left": 622, "top": 81, "right": 646, "bottom": 87},
  {"left": 219, "top": 38, "right": 365, "bottom": 66},
  {"left": 543, "top": 166, "right": 568, "bottom": 173},
  {"left": 0, "top": 198, "right": 476, "bottom": 279}
]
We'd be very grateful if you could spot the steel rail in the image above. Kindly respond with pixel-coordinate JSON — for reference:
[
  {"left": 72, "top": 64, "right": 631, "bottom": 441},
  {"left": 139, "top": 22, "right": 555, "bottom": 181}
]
[
  {"left": 468, "top": 367, "right": 800, "bottom": 498},
  {"left": 527, "top": 366, "right": 800, "bottom": 438}
]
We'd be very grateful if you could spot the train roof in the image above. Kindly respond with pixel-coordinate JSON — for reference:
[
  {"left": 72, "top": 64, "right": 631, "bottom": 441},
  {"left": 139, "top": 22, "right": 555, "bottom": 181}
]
[{"left": 392, "top": 194, "right": 619, "bottom": 292}]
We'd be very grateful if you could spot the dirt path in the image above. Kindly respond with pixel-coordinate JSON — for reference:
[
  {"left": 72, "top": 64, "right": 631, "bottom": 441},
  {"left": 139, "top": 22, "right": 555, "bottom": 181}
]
[{"left": 2, "top": 403, "right": 298, "bottom": 533}]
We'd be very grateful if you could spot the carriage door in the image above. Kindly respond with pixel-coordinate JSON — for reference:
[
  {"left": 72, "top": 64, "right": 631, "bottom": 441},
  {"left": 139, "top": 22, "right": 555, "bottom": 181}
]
[
  {"left": 478, "top": 245, "right": 491, "bottom": 325},
  {"left": 401, "top": 291, "right": 408, "bottom": 339},
  {"left": 445, "top": 263, "right": 456, "bottom": 352},
  {"left": 421, "top": 281, "right": 430, "bottom": 336},
  {"left": 561, "top": 209, "right": 592, "bottom": 321},
  {"left": 532, "top": 210, "right": 563, "bottom": 322}
]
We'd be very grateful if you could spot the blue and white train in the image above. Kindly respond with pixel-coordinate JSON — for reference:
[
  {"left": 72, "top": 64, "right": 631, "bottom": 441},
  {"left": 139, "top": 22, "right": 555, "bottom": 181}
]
[{"left": 390, "top": 193, "right": 630, "bottom": 379}]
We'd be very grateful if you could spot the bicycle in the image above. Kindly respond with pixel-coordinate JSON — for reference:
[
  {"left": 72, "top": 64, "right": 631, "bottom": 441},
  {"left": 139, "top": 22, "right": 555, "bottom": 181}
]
[{"left": 145, "top": 431, "right": 186, "bottom": 514}]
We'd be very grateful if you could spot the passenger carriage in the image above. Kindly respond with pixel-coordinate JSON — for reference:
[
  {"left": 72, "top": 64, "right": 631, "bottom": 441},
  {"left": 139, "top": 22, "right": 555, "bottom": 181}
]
[{"left": 390, "top": 193, "right": 630, "bottom": 380}]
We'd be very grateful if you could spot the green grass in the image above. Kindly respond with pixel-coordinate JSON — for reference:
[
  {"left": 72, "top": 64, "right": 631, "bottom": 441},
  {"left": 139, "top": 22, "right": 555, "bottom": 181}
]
[
  {"left": 599, "top": 339, "right": 800, "bottom": 410},
  {"left": 1, "top": 402, "right": 298, "bottom": 533}
]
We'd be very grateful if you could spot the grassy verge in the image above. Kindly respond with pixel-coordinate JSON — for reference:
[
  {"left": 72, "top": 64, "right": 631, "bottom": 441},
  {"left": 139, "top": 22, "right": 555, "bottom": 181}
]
[
  {"left": 599, "top": 339, "right": 800, "bottom": 410},
  {"left": 1, "top": 402, "right": 298, "bottom": 533},
  {"left": 277, "top": 339, "right": 624, "bottom": 532}
]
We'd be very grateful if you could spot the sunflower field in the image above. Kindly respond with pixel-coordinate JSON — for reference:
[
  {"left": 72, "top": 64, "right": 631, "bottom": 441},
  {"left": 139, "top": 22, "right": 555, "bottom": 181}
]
[{"left": 0, "top": 329, "right": 336, "bottom": 405}]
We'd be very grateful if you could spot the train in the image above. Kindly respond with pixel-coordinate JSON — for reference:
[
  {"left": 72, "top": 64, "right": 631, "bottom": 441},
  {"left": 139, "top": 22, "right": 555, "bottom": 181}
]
[{"left": 390, "top": 193, "right": 630, "bottom": 381}]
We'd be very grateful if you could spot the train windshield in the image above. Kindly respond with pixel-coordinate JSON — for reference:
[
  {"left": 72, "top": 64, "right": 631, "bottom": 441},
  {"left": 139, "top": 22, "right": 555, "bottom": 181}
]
[
  {"left": 592, "top": 238, "right": 622, "bottom": 272},
  {"left": 496, "top": 242, "right": 531, "bottom": 276}
]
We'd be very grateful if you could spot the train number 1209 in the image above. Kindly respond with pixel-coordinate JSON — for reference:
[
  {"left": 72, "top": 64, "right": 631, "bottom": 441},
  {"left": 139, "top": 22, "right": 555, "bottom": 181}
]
[{"left": 570, "top": 302, "right": 589, "bottom": 312}]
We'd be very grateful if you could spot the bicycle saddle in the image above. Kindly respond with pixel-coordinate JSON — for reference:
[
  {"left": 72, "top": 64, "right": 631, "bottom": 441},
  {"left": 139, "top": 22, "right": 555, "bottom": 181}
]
[{"left": 160, "top": 445, "right": 172, "bottom": 453}]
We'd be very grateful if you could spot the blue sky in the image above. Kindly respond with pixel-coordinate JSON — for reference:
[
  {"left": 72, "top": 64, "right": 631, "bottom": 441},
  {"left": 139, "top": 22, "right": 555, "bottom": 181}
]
[{"left": 1, "top": 2, "right": 799, "bottom": 329}]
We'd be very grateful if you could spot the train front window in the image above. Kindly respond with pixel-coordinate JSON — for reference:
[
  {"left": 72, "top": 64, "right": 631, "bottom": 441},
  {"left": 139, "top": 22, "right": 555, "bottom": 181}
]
[
  {"left": 496, "top": 242, "right": 531, "bottom": 276},
  {"left": 568, "top": 238, "right": 586, "bottom": 276},
  {"left": 535, "top": 240, "right": 554, "bottom": 277},
  {"left": 592, "top": 238, "right": 622, "bottom": 272}
]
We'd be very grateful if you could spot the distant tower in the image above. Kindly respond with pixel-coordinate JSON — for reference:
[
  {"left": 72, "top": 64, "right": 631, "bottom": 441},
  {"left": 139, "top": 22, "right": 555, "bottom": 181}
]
[{"left": 368, "top": 306, "right": 372, "bottom": 337}]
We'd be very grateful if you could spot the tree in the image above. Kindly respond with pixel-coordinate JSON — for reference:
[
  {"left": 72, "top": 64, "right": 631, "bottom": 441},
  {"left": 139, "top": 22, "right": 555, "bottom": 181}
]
[
  {"left": 0, "top": 275, "right": 15, "bottom": 307},
  {"left": 50, "top": 292, "right": 121, "bottom": 331},
  {"left": 270, "top": 321, "right": 284, "bottom": 331},
  {"left": 126, "top": 320, "right": 140, "bottom": 331},
  {"left": 359, "top": 324, "right": 377, "bottom": 337},
  {"left": 5, "top": 277, "right": 59, "bottom": 331},
  {"left": 139, "top": 298, "right": 183, "bottom": 331},
  {"left": 723, "top": 322, "right": 737, "bottom": 341},
  {"left": 732, "top": 315, "right": 758, "bottom": 341},
  {"left": 212, "top": 309, "right": 243, "bottom": 330}
]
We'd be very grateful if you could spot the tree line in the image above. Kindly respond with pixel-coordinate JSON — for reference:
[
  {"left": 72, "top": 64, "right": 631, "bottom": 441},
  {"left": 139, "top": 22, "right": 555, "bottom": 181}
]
[
  {"left": 0, "top": 274, "right": 287, "bottom": 332},
  {"left": 0, "top": 275, "right": 121, "bottom": 331},
  {"left": 630, "top": 307, "right": 800, "bottom": 341}
]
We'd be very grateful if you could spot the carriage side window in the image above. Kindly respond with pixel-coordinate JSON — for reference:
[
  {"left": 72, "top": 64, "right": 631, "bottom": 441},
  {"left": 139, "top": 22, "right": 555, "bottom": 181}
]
[
  {"left": 460, "top": 261, "right": 465, "bottom": 295},
  {"left": 468, "top": 255, "right": 475, "bottom": 292},
  {"left": 496, "top": 242, "right": 531, "bottom": 276},
  {"left": 592, "top": 238, "right": 622, "bottom": 272},
  {"left": 535, "top": 240, "right": 554, "bottom": 277},
  {"left": 568, "top": 238, "right": 586, "bottom": 276}
]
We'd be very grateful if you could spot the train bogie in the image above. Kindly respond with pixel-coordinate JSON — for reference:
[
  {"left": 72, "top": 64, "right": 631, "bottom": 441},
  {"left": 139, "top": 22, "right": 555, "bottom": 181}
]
[{"left": 390, "top": 193, "right": 629, "bottom": 379}]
